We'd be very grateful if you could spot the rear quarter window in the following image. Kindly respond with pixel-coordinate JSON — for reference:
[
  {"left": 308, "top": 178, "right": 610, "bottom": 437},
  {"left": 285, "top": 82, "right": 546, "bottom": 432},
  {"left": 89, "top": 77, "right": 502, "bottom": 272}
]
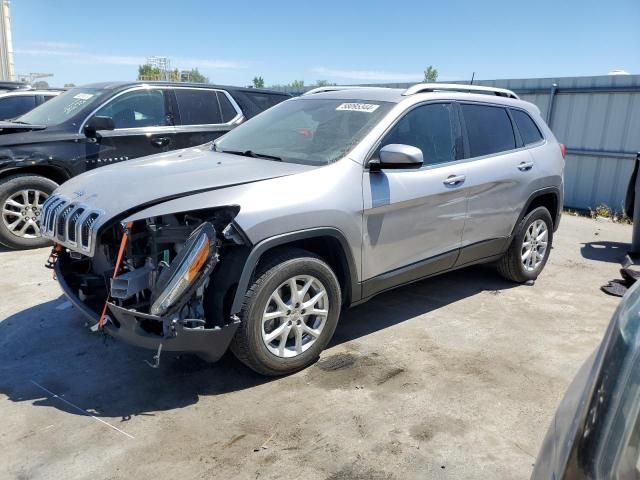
[
  {"left": 232, "top": 91, "right": 290, "bottom": 118},
  {"left": 511, "top": 109, "right": 544, "bottom": 145},
  {"left": 175, "top": 89, "right": 223, "bottom": 125},
  {"left": 461, "top": 103, "right": 516, "bottom": 157}
]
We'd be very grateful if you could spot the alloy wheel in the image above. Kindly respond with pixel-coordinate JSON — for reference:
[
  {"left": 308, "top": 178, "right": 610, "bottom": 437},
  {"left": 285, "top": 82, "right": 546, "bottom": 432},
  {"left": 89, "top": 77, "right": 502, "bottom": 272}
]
[
  {"left": 1, "top": 189, "right": 49, "bottom": 239},
  {"left": 521, "top": 219, "right": 548, "bottom": 272},
  {"left": 261, "top": 275, "right": 329, "bottom": 358}
]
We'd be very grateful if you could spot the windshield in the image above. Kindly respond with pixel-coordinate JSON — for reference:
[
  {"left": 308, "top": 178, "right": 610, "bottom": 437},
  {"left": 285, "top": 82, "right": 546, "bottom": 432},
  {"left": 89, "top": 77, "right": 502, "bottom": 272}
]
[
  {"left": 17, "top": 87, "right": 108, "bottom": 127},
  {"left": 214, "top": 98, "right": 393, "bottom": 166}
]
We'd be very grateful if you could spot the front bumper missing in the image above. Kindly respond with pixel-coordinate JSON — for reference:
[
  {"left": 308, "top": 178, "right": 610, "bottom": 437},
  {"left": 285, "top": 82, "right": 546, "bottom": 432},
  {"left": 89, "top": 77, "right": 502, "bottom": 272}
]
[{"left": 55, "top": 262, "right": 239, "bottom": 362}]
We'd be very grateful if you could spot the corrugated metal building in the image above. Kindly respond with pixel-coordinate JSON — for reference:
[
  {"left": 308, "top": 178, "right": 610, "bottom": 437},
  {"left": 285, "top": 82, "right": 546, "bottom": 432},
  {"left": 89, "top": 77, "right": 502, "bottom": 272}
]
[{"left": 279, "top": 75, "right": 640, "bottom": 211}]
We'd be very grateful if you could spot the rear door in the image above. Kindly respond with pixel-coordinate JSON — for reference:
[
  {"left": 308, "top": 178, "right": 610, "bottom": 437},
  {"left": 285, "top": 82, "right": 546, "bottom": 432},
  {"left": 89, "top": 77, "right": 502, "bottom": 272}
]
[
  {"left": 457, "top": 102, "right": 537, "bottom": 259},
  {"left": 87, "top": 87, "right": 176, "bottom": 167},
  {"left": 362, "top": 102, "right": 468, "bottom": 290},
  {"left": 172, "top": 88, "right": 241, "bottom": 148}
]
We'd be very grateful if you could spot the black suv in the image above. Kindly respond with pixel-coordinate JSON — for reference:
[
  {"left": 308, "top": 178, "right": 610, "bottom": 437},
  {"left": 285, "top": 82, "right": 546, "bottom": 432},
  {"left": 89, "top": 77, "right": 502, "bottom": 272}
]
[{"left": 0, "top": 81, "right": 289, "bottom": 249}]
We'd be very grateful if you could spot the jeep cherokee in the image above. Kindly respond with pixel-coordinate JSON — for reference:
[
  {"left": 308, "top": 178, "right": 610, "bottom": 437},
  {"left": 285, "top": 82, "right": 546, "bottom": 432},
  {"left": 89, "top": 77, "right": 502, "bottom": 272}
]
[{"left": 42, "top": 83, "right": 565, "bottom": 375}]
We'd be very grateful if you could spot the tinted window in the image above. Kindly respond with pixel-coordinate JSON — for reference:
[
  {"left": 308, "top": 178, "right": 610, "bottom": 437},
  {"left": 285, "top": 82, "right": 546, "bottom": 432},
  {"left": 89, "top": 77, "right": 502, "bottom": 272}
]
[
  {"left": 232, "top": 91, "right": 289, "bottom": 119},
  {"left": 511, "top": 109, "right": 543, "bottom": 145},
  {"left": 217, "top": 92, "right": 238, "bottom": 122},
  {"left": 246, "top": 92, "right": 287, "bottom": 111},
  {"left": 380, "top": 103, "right": 459, "bottom": 165},
  {"left": 95, "top": 89, "right": 167, "bottom": 129},
  {"left": 175, "top": 89, "right": 223, "bottom": 125},
  {"left": 0, "top": 95, "right": 36, "bottom": 119},
  {"left": 461, "top": 104, "right": 516, "bottom": 157}
]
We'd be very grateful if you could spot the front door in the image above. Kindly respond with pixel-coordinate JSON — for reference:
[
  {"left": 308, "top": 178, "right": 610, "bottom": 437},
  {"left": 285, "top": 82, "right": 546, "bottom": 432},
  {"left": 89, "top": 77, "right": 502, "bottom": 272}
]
[
  {"left": 362, "top": 102, "right": 468, "bottom": 296},
  {"left": 86, "top": 88, "right": 176, "bottom": 169}
]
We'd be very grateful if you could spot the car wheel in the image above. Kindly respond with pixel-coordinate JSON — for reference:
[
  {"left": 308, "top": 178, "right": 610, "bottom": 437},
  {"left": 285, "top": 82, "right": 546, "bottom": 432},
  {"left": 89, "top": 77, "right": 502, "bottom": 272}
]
[
  {"left": 0, "top": 174, "right": 58, "bottom": 250},
  {"left": 230, "top": 248, "right": 342, "bottom": 376},
  {"left": 497, "top": 206, "right": 553, "bottom": 283}
]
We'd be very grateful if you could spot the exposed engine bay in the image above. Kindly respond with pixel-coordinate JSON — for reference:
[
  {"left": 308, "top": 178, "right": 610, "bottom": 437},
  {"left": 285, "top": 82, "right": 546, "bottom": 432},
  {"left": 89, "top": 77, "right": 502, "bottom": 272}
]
[{"left": 54, "top": 206, "right": 248, "bottom": 360}]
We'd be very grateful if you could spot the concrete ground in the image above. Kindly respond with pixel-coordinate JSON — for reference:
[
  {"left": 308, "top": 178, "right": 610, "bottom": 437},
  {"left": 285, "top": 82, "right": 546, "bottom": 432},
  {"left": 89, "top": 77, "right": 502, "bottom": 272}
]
[{"left": 0, "top": 214, "right": 632, "bottom": 480}]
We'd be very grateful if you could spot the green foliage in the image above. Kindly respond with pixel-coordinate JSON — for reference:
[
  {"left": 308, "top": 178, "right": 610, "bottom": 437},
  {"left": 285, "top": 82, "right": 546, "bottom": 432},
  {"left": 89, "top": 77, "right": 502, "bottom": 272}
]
[
  {"left": 184, "top": 68, "right": 207, "bottom": 83},
  {"left": 138, "top": 64, "right": 161, "bottom": 80},
  {"left": 33, "top": 81, "right": 49, "bottom": 89},
  {"left": 252, "top": 76, "right": 265, "bottom": 88},
  {"left": 289, "top": 80, "right": 305, "bottom": 89},
  {"left": 424, "top": 65, "right": 438, "bottom": 82},
  {"left": 315, "top": 80, "right": 332, "bottom": 87},
  {"left": 63, "top": 83, "right": 76, "bottom": 88}
]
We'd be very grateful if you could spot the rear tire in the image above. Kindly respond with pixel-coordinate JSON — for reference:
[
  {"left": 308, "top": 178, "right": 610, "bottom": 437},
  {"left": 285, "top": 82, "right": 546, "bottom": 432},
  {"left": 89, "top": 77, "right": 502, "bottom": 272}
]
[
  {"left": 0, "top": 174, "right": 58, "bottom": 250},
  {"left": 230, "top": 248, "right": 341, "bottom": 376},
  {"left": 497, "top": 206, "right": 553, "bottom": 283}
]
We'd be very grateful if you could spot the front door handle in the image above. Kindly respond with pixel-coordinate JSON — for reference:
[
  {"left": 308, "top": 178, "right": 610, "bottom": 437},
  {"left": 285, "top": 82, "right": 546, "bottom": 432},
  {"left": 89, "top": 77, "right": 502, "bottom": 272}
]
[
  {"left": 151, "top": 137, "right": 171, "bottom": 148},
  {"left": 443, "top": 174, "right": 466, "bottom": 186},
  {"left": 518, "top": 161, "right": 534, "bottom": 171}
]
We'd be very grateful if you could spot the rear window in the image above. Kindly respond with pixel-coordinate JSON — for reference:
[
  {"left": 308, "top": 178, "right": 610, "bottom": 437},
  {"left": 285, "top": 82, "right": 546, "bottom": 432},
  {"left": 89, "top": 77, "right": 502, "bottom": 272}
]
[
  {"left": 217, "top": 92, "right": 238, "bottom": 122},
  {"left": 232, "top": 91, "right": 290, "bottom": 118},
  {"left": 461, "top": 104, "right": 516, "bottom": 157},
  {"left": 0, "top": 95, "right": 36, "bottom": 119},
  {"left": 175, "top": 89, "right": 223, "bottom": 125},
  {"left": 511, "top": 109, "right": 543, "bottom": 145}
]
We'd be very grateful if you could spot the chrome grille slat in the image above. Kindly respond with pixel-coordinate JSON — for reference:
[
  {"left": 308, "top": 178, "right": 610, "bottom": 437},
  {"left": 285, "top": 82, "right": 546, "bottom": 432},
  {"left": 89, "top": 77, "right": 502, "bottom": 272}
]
[{"left": 40, "top": 195, "right": 104, "bottom": 256}]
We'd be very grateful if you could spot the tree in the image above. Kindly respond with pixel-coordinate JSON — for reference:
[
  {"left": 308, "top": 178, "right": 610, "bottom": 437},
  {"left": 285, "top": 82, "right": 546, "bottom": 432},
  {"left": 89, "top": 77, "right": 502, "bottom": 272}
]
[
  {"left": 252, "top": 76, "right": 265, "bottom": 88},
  {"left": 424, "top": 65, "right": 438, "bottom": 82},
  {"left": 33, "top": 81, "right": 49, "bottom": 89},
  {"left": 63, "top": 82, "right": 76, "bottom": 88},
  {"left": 289, "top": 80, "right": 305, "bottom": 89},
  {"left": 315, "top": 80, "right": 331, "bottom": 87},
  {"left": 183, "top": 68, "right": 207, "bottom": 83},
  {"left": 138, "top": 64, "right": 161, "bottom": 80}
]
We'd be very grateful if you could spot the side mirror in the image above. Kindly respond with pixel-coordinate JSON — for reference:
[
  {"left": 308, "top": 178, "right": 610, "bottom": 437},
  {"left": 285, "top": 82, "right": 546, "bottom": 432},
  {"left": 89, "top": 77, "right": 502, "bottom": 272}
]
[
  {"left": 370, "top": 144, "right": 423, "bottom": 171},
  {"left": 84, "top": 116, "right": 115, "bottom": 138}
]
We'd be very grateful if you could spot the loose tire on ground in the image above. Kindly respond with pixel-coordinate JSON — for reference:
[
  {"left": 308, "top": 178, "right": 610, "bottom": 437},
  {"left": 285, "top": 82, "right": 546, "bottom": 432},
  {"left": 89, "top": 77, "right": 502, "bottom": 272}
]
[
  {"left": 497, "top": 206, "right": 554, "bottom": 283},
  {"left": 0, "top": 174, "right": 58, "bottom": 250},
  {"left": 230, "top": 247, "right": 342, "bottom": 376}
]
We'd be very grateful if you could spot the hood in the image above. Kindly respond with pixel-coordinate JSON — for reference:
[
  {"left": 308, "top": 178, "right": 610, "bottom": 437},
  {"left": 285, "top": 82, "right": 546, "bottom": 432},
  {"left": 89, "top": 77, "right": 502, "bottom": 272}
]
[{"left": 53, "top": 145, "right": 314, "bottom": 220}]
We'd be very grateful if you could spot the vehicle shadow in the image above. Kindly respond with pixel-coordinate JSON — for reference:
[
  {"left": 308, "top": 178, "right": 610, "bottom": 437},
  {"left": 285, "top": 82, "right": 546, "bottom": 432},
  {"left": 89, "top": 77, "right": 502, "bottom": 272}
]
[
  {"left": 580, "top": 241, "right": 629, "bottom": 264},
  {"left": 0, "top": 265, "right": 515, "bottom": 420}
]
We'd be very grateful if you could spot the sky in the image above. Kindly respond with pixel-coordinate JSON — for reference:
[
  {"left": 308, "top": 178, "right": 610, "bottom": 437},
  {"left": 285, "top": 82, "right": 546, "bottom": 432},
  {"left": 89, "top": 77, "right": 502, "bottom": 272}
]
[{"left": 9, "top": 0, "right": 640, "bottom": 88}]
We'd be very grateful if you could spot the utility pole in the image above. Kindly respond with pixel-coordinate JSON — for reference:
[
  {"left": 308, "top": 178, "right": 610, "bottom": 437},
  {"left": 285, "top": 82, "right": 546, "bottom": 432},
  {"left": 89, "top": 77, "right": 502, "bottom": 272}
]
[{"left": 0, "top": 0, "right": 14, "bottom": 81}]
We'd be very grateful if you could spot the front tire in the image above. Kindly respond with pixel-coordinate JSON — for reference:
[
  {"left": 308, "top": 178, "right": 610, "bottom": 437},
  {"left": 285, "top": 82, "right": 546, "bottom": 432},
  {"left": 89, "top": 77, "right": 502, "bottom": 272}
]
[
  {"left": 497, "top": 206, "right": 553, "bottom": 283},
  {"left": 230, "top": 248, "right": 342, "bottom": 376},
  {"left": 0, "top": 174, "right": 58, "bottom": 250}
]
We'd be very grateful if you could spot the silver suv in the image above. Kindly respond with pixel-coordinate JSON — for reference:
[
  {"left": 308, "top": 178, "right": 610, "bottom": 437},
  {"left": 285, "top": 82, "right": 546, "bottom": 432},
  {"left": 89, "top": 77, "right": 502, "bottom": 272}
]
[{"left": 42, "top": 83, "right": 565, "bottom": 375}]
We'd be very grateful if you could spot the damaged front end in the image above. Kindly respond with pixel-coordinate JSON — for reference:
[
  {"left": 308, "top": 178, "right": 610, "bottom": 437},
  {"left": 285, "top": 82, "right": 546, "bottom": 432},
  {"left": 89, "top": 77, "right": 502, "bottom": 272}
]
[{"left": 50, "top": 206, "right": 246, "bottom": 363}]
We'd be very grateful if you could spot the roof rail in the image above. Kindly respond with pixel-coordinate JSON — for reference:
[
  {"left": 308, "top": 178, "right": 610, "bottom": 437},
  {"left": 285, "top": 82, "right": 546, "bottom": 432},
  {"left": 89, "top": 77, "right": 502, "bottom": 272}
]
[
  {"left": 403, "top": 83, "right": 519, "bottom": 100},
  {"left": 302, "top": 86, "right": 376, "bottom": 96}
]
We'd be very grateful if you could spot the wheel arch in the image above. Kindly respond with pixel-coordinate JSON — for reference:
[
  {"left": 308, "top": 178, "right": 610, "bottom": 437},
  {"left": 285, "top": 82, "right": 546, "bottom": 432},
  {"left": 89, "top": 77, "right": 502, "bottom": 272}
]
[
  {"left": 229, "top": 228, "right": 360, "bottom": 318},
  {"left": 0, "top": 165, "right": 71, "bottom": 186},
  {"left": 514, "top": 187, "right": 561, "bottom": 235}
]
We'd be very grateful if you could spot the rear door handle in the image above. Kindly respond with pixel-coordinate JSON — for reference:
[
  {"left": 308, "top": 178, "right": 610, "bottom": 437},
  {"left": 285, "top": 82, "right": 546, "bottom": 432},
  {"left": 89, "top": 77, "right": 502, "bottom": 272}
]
[
  {"left": 151, "top": 137, "right": 171, "bottom": 148},
  {"left": 443, "top": 174, "right": 466, "bottom": 186},
  {"left": 518, "top": 161, "right": 534, "bottom": 171}
]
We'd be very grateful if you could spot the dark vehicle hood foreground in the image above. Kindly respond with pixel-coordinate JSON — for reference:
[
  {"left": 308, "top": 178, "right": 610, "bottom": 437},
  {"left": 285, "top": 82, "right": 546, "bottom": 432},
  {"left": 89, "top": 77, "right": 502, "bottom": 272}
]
[
  {"left": 53, "top": 146, "right": 313, "bottom": 220},
  {"left": 532, "top": 280, "right": 640, "bottom": 479}
]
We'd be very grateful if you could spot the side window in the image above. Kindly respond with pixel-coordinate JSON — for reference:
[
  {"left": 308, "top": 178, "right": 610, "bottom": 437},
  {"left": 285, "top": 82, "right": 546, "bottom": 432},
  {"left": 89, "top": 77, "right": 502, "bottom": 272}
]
[
  {"left": 217, "top": 92, "right": 238, "bottom": 122},
  {"left": 0, "top": 95, "right": 37, "bottom": 119},
  {"left": 380, "top": 103, "right": 459, "bottom": 165},
  {"left": 461, "top": 104, "right": 516, "bottom": 157},
  {"left": 511, "top": 109, "right": 543, "bottom": 145},
  {"left": 95, "top": 89, "right": 167, "bottom": 129},
  {"left": 175, "top": 89, "right": 223, "bottom": 125}
]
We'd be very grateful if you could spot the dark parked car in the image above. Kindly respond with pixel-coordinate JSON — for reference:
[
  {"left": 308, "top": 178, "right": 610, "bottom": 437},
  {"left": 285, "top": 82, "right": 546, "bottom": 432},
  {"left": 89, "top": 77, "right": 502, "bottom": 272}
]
[
  {"left": 0, "top": 81, "right": 289, "bottom": 249},
  {"left": 533, "top": 280, "right": 640, "bottom": 479},
  {"left": 0, "top": 88, "right": 60, "bottom": 120}
]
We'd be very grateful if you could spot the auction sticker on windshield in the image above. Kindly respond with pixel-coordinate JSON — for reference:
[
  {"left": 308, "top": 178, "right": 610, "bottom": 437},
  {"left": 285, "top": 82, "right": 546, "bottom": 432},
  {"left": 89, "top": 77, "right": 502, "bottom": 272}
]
[
  {"left": 336, "top": 103, "right": 380, "bottom": 113},
  {"left": 73, "top": 93, "right": 94, "bottom": 100}
]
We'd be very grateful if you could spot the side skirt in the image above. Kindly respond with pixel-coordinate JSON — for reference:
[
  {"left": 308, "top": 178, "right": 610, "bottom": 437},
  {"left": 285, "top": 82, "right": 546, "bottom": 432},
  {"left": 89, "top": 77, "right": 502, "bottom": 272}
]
[{"left": 355, "top": 237, "right": 510, "bottom": 306}]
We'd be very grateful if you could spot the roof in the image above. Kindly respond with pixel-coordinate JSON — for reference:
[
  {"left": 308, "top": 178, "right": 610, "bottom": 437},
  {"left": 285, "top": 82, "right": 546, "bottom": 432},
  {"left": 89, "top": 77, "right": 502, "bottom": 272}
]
[{"left": 79, "top": 81, "right": 289, "bottom": 95}]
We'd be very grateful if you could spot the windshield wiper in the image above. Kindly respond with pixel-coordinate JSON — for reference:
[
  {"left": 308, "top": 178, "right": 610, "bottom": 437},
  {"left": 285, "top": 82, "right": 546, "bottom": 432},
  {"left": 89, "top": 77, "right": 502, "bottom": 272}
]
[{"left": 219, "top": 149, "right": 283, "bottom": 162}]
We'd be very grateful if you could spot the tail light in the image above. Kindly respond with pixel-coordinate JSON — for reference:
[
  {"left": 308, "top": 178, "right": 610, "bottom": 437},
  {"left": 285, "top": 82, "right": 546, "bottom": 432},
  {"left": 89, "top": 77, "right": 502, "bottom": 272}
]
[{"left": 559, "top": 143, "right": 566, "bottom": 158}]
